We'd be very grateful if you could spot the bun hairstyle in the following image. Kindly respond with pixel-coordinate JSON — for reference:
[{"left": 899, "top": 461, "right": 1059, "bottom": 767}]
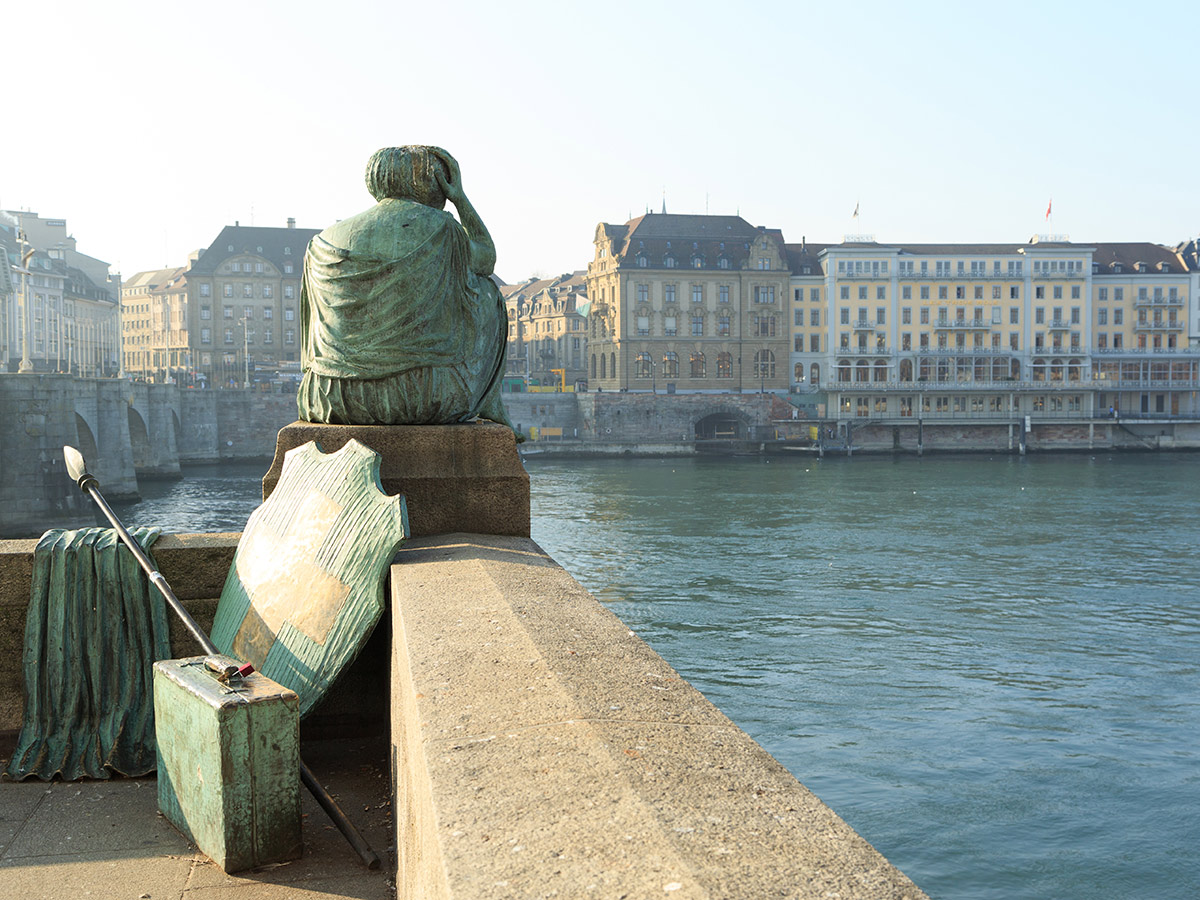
[{"left": 365, "top": 146, "right": 450, "bottom": 208}]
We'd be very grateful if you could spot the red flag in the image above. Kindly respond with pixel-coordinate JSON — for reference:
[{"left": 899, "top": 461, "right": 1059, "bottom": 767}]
[{"left": 1045, "top": 199, "right": 1052, "bottom": 220}]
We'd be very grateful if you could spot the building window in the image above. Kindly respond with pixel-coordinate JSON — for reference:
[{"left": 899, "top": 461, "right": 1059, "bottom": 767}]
[
  {"left": 753, "top": 349, "right": 775, "bottom": 379},
  {"left": 255, "top": 263, "right": 264, "bottom": 274},
  {"left": 638, "top": 284, "right": 649, "bottom": 303},
  {"left": 223, "top": 306, "right": 233, "bottom": 319},
  {"left": 665, "top": 284, "right": 676, "bottom": 304},
  {"left": 664, "top": 257, "right": 676, "bottom": 268},
  {"left": 840, "top": 287, "right": 850, "bottom": 300},
  {"left": 755, "top": 286, "right": 775, "bottom": 304},
  {"left": 810, "top": 334, "right": 820, "bottom": 352},
  {"left": 201, "top": 328, "right": 211, "bottom": 343},
  {"left": 243, "top": 284, "right": 253, "bottom": 298},
  {"left": 858, "top": 286, "right": 868, "bottom": 300},
  {"left": 664, "top": 316, "right": 676, "bottom": 336},
  {"left": 223, "top": 285, "right": 234, "bottom": 298},
  {"left": 1114, "top": 309, "right": 1123, "bottom": 325},
  {"left": 263, "top": 307, "right": 273, "bottom": 320},
  {"left": 876, "top": 307, "right": 886, "bottom": 325},
  {"left": 1036, "top": 286, "right": 1045, "bottom": 299},
  {"left": 754, "top": 315, "right": 776, "bottom": 337},
  {"left": 263, "top": 285, "right": 273, "bottom": 298},
  {"left": 719, "top": 285, "right": 730, "bottom": 303},
  {"left": 691, "top": 315, "right": 704, "bottom": 336},
  {"left": 286, "top": 329, "right": 295, "bottom": 344},
  {"left": 264, "top": 328, "right": 273, "bottom": 344},
  {"left": 200, "top": 307, "right": 211, "bottom": 320},
  {"left": 224, "top": 328, "right": 233, "bottom": 344},
  {"left": 243, "top": 306, "right": 253, "bottom": 319},
  {"left": 718, "top": 258, "right": 730, "bottom": 269},
  {"left": 692, "top": 285, "right": 703, "bottom": 303},
  {"left": 284, "top": 285, "right": 295, "bottom": 299},
  {"left": 810, "top": 309, "right": 820, "bottom": 326},
  {"left": 717, "top": 352, "right": 732, "bottom": 378},
  {"left": 920, "top": 307, "right": 930, "bottom": 324},
  {"left": 690, "top": 351, "right": 705, "bottom": 378},
  {"left": 717, "top": 314, "right": 730, "bottom": 336},
  {"left": 637, "top": 315, "right": 650, "bottom": 335},
  {"left": 635, "top": 352, "right": 652, "bottom": 377},
  {"left": 662, "top": 351, "right": 679, "bottom": 377},
  {"left": 284, "top": 307, "right": 295, "bottom": 321},
  {"left": 877, "top": 286, "right": 886, "bottom": 300},
  {"left": 200, "top": 283, "right": 211, "bottom": 298}
]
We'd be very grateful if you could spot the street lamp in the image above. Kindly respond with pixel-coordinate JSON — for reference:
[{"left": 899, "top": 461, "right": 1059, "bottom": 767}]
[
  {"left": 17, "top": 225, "right": 34, "bottom": 373},
  {"left": 238, "top": 317, "right": 251, "bottom": 389}
]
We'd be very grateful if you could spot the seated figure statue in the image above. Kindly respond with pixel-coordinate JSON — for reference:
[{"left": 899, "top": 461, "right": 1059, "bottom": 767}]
[{"left": 297, "top": 146, "right": 512, "bottom": 427}]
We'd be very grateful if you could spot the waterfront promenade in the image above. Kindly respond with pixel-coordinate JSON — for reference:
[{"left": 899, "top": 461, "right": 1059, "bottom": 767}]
[{"left": 0, "top": 735, "right": 393, "bottom": 899}]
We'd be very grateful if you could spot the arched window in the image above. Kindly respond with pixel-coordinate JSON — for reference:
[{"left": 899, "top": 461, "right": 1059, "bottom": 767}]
[
  {"left": 591, "top": 354, "right": 596, "bottom": 379},
  {"left": 690, "top": 351, "right": 705, "bottom": 378},
  {"left": 874, "top": 361, "right": 888, "bottom": 382},
  {"left": 636, "top": 254, "right": 648, "bottom": 267},
  {"left": 718, "top": 257, "right": 730, "bottom": 270},
  {"left": 662, "top": 351, "right": 679, "bottom": 377},
  {"left": 664, "top": 256, "right": 676, "bottom": 268},
  {"left": 899, "top": 359, "right": 913, "bottom": 382},
  {"left": 1011, "top": 359, "right": 1021, "bottom": 380},
  {"left": 794, "top": 363, "right": 805, "bottom": 382},
  {"left": 636, "top": 352, "right": 652, "bottom": 378},
  {"left": 753, "top": 350, "right": 776, "bottom": 379},
  {"left": 610, "top": 353, "right": 616, "bottom": 380},
  {"left": 600, "top": 354, "right": 607, "bottom": 379},
  {"left": 838, "top": 358, "right": 852, "bottom": 382},
  {"left": 717, "top": 352, "right": 732, "bottom": 378},
  {"left": 1050, "top": 359, "right": 1064, "bottom": 382},
  {"left": 810, "top": 363, "right": 820, "bottom": 386},
  {"left": 855, "top": 360, "right": 870, "bottom": 382},
  {"left": 1068, "top": 359, "right": 1081, "bottom": 382}
]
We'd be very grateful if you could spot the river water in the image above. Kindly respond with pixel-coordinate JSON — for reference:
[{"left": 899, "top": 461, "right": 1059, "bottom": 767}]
[{"left": 114, "top": 452, "right": 1198, "bottom": 900}]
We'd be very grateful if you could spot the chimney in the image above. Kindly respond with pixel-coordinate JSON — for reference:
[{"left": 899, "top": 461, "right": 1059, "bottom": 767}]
[{"left": 287, "top": 217, "right": 296, "bottom": 229}]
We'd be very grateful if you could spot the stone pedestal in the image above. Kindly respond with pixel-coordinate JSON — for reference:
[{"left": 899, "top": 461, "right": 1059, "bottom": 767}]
[{"left": 262, "top": 421, "right": 529, "bottom": 538}]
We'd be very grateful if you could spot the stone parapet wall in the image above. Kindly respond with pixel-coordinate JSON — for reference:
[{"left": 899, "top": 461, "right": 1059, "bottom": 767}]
[{"left": 389, "top": 534, "right": 928, "bottom": 899}]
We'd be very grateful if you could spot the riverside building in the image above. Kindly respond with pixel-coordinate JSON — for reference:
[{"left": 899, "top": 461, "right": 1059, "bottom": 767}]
[
  {"left": 789, "top": 236, "right": 1197, "bottom": 424},
  {"left": 586, "top": 213, "right": 791, "bottom": 394}
]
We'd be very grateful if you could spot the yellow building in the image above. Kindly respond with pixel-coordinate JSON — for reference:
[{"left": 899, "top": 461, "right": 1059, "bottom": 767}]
[
  {"left": 788, "top": 236, "right": 1196, "bottom": 422},
  {"left": 586, "top": 213, "right": 791, "bottom": 393},
  {"left": 501, "top": 271, "right": 588, "bottom": 389},
  {"left": 121, "top": 266, "right": 188, "bottom": 382}
]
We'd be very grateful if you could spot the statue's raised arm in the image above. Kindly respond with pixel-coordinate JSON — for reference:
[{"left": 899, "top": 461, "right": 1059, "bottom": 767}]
[{"left": 297, "top": 146, "right": 512, "bottom": 428}]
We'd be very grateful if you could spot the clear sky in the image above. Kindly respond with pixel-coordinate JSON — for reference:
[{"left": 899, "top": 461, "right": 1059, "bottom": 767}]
[{"left": 4, "top": 0, "right": 1196, "bottom": 283}]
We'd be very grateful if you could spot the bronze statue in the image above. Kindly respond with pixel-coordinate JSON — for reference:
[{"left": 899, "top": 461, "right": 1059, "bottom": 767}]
[{"left": 297, "top": 146, "right": 511, "bottom": 427}]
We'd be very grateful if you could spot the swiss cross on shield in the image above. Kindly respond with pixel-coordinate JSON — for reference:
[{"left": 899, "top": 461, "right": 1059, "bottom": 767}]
[{"left": 209, "top": 439, "right": 408, "bottom": 718}]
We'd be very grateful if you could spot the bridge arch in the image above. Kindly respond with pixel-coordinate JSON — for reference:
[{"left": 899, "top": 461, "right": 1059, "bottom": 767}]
[
  {"left": 128, "top": 406, "right": 151, "bottom": 470},
  {"left": 694, "top": 408, "right": 751, "bottom": 441},
  {"left": 74, "top": 413, "right": 99, "bottom": 463}
]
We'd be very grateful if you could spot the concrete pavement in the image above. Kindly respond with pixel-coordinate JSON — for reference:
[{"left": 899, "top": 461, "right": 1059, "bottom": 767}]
[{"left": 0, "top": 736, "right": 393, "bottom": 900}]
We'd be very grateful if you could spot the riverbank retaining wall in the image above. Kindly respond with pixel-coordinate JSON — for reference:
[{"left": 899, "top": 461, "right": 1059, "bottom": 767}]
[{"left": 0, "top": 533, "right": 929, "bottom": 899}]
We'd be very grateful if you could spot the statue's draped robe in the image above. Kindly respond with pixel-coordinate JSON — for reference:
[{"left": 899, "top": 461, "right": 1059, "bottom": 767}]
[
  {"left": 297, "top": 200, "right": 507, "bottom": 425},
  {"left": 6, "top": 527, "right": 168, "bottom": 781}
]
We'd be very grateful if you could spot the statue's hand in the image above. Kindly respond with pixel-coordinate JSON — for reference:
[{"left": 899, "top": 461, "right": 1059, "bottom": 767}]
[{"left": 433, "top": 150, "right": 466, "bottom": 204}]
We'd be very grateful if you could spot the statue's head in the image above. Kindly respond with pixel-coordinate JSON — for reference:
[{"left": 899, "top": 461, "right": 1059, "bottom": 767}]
[{"left": 365, "top": 146, "right": 450, "bottom": 209}]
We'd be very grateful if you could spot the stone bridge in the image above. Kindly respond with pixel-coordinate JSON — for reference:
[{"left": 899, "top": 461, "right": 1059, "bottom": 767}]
[{"left": 0, "top": 374, "right": 296, "bottom": 537}]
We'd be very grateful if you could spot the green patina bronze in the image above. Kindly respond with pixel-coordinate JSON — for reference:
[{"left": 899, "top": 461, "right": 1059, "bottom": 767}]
[
  {"left": 7, "top": 526, "right": 167, "bottom": 781},
  {"left": 208, "top": 439, "right": 408, "bottom": 719},
  {"left": 297, "top": 146, "right": 512, "bottom": 427}
]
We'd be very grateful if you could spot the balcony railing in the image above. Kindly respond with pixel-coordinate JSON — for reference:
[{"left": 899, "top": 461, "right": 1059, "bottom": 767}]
[
  {"left": 1133, "top": 296, "right": 1184, "bottom": 307},
  {"left": 1133, "top": 321, "right": 1182, "bottom": 332},
  {"left": 824, "top": 377, "right": 1200, "bottom": 392},
  {"left": 934, "top": 319, "right": 991, "bottom": 330}
]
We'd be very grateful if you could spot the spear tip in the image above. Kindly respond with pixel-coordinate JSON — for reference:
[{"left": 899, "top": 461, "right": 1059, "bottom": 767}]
[{"left": 63, "top": 445, "right": 91, "bottom": 487}]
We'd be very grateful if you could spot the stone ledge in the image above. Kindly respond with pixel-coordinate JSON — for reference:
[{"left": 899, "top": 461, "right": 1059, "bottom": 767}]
[
  {"left": 264, "top": 422, "right": 530, "bottom": 538},
  {"left": 389, "top": 534, "right": 928, "bottom": 899}
]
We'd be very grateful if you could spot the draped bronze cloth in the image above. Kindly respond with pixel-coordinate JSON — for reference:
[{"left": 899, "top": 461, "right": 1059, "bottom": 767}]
[
  {"left": 297, "top": 199, "right": 507, "bottom": 425},
  {"left": 5, "top": 527, "right": 167, "bottom": 781}
]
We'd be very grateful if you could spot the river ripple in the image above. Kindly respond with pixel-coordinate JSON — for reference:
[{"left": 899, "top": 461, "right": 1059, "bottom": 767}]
[{"left": 115, "top": 452, "right": 1199, "bottom": 900}]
